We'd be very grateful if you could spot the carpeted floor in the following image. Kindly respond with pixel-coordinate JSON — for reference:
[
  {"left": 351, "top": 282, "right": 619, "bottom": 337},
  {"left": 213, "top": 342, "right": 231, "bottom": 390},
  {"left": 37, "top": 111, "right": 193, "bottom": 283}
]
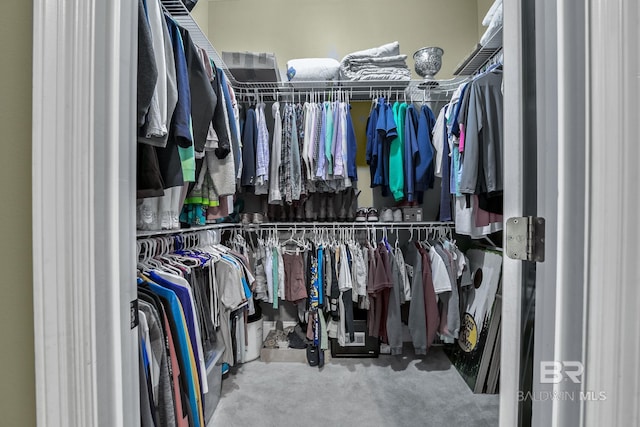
[{"left": 208, "top": 346, "right": 499, "bottom": 427}]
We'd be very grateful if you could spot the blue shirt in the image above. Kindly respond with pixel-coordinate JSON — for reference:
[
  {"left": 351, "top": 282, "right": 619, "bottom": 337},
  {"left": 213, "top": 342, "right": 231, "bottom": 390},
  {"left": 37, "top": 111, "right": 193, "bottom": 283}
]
[
  {"left": 365, "top": 106, "right": 379, "bottom": 184},
  {"left": 346, "top": 104, "right": 358, "bottom": 181},
  {"left": 148, "top": 271, "right": 204, "bottom": 401},
  {"left": 164, "top": 16, "right": 192, "bottom": 149},
  {"left": 404, "top": 105, "right": 419, "bottom": 202},
  {"left": 145, "top": 280, "right": 203, "bottom": 427},
  {"left": 415, "top": 105, "right": 436, "bottom": 192}
]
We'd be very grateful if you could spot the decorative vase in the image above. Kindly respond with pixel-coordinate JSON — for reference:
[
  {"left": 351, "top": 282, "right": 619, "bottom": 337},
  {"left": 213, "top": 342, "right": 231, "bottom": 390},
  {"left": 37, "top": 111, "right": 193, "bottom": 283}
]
[{"left": 413, "top": 47, "right": 444, "bottom": 80}]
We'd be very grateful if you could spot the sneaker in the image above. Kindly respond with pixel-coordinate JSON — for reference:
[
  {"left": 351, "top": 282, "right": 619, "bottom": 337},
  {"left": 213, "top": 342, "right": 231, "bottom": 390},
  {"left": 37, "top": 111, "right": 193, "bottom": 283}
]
[
  {"left": 355, "top": 208, "right": 368, "bottom": 222},
  {"left": 253, "top": 213, "right": 264, "bottom": 224},
  {"left": 393, "top": 208, "right": 403, "bottom": 222},
  {"left": 367, "top": 208, "right": 379, "bottom": 222},
  {"left": 221, "top": 362, "right": 230, "bottom": 375},
  {"left": 241, "top": 213, "right": 253, "bottom": 225},
  {"left": 380, "top": 208, "right": 393, "bottom": 222}
]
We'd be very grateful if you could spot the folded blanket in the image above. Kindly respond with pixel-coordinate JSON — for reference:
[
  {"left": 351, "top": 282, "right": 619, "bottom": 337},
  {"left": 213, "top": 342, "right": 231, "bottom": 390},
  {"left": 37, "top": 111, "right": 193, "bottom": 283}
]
[
  {"left": 341, "top": 68, "right": 412, "bottom": 81},
  {"left": 286, "top": 58, "right": 340, "bottom": 81},
  {"left": 341, "top": 41, "right": 402, "bottom": 61},
  {"left": 480, "top": 2, "right": 503, "bottom": 45},
  {"left": 339, "top": 41, "right": 410, "bottom": 81}
]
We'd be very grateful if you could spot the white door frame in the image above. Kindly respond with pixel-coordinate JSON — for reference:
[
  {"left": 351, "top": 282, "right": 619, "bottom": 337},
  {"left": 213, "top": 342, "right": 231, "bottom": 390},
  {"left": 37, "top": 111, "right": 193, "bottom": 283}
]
[
  {"left": 31, "top": 0, "right": 640, "bottom": 426},
  {"left": 32, "top": 0, "right": 138, "bottom": 425},
  {"left": 503, "top": 0, "right": 640, "bottom": 426},
  {"left": 501, "top": 0, "right": 525, "bottom": 425},
  {"left": 584, "top": 0, "right": 640, "bottom": 425}
]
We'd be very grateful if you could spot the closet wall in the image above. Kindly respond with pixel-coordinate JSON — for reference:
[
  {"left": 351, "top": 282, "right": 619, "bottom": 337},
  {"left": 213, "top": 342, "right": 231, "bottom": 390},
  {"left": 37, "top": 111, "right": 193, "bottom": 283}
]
[
  {"left": 0, "top": 1, "right": 36, "bottom": 426},
  {"left": 205, "top": 0, "right": 486, "bottom": 80}
]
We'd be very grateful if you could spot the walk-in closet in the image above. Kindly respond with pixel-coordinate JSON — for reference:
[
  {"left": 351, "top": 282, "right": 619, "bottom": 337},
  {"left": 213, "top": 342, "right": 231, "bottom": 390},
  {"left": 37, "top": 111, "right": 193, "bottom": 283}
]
[
  {"left": 23, "top": 0, "right": 640, "bottom": 425},
  {"left": 134, "top": 0, "right": 504, "bottom": 425}
]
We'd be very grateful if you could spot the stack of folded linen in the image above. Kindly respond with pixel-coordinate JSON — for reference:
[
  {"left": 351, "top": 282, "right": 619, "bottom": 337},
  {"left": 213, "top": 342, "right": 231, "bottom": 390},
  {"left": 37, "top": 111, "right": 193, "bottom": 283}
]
[
  {"left": 339, "top": 41, "right": 411, "bottom": 81},
  {"left": 480, "top": 0, "right": 503, "bottom": 46}
]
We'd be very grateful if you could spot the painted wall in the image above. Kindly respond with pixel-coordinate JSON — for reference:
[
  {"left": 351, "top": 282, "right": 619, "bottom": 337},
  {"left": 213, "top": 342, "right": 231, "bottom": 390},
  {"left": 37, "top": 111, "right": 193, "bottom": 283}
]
[
  {"left": 206, "top": 0, "right": 482, "bottom": 79},
  {"left": 0, "top": 1, "right": 36, "bottom": 426},
  {"left": 477, "top": 0, "right": 496, "bottom": 39}
]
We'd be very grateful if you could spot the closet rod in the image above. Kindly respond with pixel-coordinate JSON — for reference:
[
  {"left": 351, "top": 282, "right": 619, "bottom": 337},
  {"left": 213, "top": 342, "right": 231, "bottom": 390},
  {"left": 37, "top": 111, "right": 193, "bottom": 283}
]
[
  {"left": 242, "top": 221, "right": 455, "bottom": 231},
  {"left": 136, "top": 223, "right": 238, "bottom": 238}
]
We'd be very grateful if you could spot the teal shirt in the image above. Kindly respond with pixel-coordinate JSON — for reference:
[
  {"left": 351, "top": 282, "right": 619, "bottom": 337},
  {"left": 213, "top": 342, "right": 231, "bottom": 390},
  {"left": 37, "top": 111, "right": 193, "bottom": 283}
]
[
  {"left": 389, "top": 102, "right": 406, "bottom": 201},
  {"left": 324, "top": 102, "right": 334, "bottom": 175}
]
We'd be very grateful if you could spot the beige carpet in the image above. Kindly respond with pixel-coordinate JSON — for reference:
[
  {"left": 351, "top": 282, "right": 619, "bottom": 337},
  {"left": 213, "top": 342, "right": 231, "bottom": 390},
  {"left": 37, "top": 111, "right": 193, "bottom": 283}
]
[{"left": 208, "top": 346, "right": 499, "bottom": 427}]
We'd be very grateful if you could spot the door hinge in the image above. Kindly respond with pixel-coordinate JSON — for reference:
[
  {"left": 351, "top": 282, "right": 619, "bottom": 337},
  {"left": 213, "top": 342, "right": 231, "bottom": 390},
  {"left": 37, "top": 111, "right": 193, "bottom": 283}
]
[{"left": 506, "top": 217, "right": 545, "bottom": 262}]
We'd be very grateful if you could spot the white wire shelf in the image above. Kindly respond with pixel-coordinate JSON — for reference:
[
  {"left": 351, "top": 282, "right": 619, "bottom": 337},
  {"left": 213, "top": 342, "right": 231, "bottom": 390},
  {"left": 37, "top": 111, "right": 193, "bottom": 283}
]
[
  {"left": 160, "top": 0, "right": 466, "bottom": 102},
  {"left": 453, "top": 25, "right": 503, "bottom": 76},
  {"left": 136, "top": 222, "right": 238, "bottom": 238}
]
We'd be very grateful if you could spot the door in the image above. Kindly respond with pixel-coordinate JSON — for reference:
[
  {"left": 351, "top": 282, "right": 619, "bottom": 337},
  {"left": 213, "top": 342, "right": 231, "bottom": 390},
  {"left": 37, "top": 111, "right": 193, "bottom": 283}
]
[
  {"left": 501, "top": 0, "right": 588, "bottom": 426},
  {"left": 503, "top": 0, "right": 640, "bottom": 426}
]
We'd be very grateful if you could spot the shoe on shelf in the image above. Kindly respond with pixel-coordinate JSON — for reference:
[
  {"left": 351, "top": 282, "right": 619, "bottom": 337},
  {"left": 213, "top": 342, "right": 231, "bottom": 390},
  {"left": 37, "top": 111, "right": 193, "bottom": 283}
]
[
  {"left": 347, "top": 189, "right": 361, "bottom": 222},
  {"left": 355, "top": 207, "right": 368, "bottom": 222},
  {"left": 240, "top": 213, "right": 253, "bottom": 225},
  {"left": 367, "top": 208, "right": 379, "bottom": 222},
  {"left": 253, "top": 213, "right": 265, "bottom": 224},
  {"left": 326, "top": 194, "right": 336, "bottom": 222},
  {"left": 392, "top": 208, "right": 403, "bottom": 222},
  {"left": 318, "top": 193, "right": 327, "bottom": 221},
  {"left": 335, "top": 191, "right": 346, "bottom": 221},
  {"left": 380, "top": 207, "right": 394, "bottom": 222}
]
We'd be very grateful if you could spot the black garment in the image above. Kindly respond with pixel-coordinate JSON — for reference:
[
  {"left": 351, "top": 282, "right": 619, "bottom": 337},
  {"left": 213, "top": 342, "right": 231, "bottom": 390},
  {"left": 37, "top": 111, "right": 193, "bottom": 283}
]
[
  {"left": 213, "top": 67, "right": 232, "bottom": 159},
  {"left": 478, "top": 191, "right": 504, "bottom": 215},
  {"left": 155, "top": 143, "right": 184, "bottom": 190},
  {"left": 329, "top": 249, "right": 340, "bottom": 320},
  {"left": 342, "top": 289, "right": 355, "bottom": 342},
  {"left": 241, "top": 107, "right": 258, "bottom": 187},
  {"left": 137, "top": 143, "right": 165, "bottom": 199},
  {"left": 187, "top": 268, "right": 216, "bottom": 355},
  {"left": 137, "top": 0, "right": 158, "bottom": 129},
  {"left": 178, "top": 28, "right": 215, "bottom": 153}
]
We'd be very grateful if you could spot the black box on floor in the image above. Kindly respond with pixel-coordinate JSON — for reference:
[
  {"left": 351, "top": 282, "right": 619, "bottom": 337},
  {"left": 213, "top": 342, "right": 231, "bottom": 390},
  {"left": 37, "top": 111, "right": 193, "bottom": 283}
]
[{"left": 330, "top": 320, "right": 380, "bottom": 358}]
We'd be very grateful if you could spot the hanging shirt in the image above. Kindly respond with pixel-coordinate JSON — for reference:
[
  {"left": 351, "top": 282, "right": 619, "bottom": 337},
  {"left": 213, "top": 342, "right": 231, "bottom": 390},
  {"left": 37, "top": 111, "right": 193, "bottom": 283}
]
[
  {"left": 403, "top": 104, "right": 419, "bottom": 202},
  {"left": 389, "top": 102, "right": 406, "bottom": 201},
  {"left": 415, "top": 104, "right": 436, "bottom": 192},
  {"left": 316, "top": 103, "right": 328, "bottom": 179},
  {"left": 268, "top": 102, "right": 283, "bottom": 204},
  {"left": 439, "top": 105, "right": 453, "bottom": 221},
  {"left": 365, "top": 102, "right": 379, "bottom": 183},
  {"left": 345, "top": 104, "right": 358, "bottom": 181},
  {"left": 459, "top": 68, "right": 504, "bottom": 194},
  {"left": 332, "top": 102, "right": 345, "bottom": 179},
  {"left": 302, "top": 102, "right": 315, "bottom": 182},
  {"left": 149, "top": 270, "right": 209, "bottom": 395},
  {"left": 240, "top": 107, "right": 257, "bottom": 187},
  {"left": 144, "top": 280, "right": 204, "bottom": 427},
  {"left": 254, "top": 102, "right": 270, "bottom": 194},
  {"left": 324, "top": 101, "right": 334, "bottom": 176}
]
